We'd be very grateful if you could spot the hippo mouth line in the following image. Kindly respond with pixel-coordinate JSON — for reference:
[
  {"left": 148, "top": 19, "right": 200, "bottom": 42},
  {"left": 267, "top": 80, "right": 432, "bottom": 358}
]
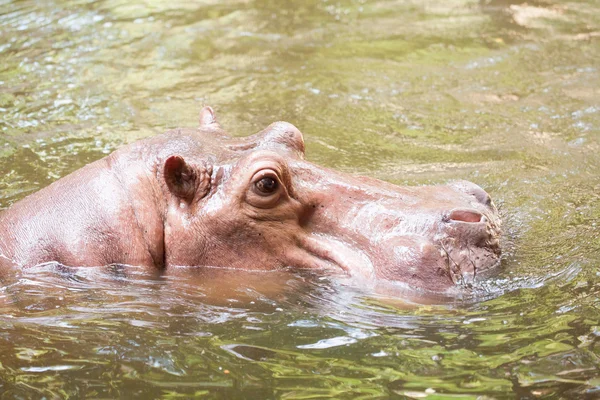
[{"left": 293, "top": 234, "right": 377, "bottom": 280}]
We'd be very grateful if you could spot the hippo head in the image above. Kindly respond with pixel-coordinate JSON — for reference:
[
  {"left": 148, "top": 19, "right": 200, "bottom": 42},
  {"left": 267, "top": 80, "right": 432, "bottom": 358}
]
[{"left": 158, "top": 107, "right": 501, "bottom": 293}]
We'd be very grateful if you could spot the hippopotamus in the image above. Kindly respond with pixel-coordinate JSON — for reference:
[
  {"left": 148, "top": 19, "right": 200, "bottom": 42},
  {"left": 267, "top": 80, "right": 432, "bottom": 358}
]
[{"left": 0, "top": 107, "right": 501, "bottom": 293}]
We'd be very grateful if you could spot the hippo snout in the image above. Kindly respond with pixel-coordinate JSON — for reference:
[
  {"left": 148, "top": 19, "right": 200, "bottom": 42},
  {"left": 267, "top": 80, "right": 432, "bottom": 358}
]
[{"left": 300, "top": 172, "right": 502, "bottom": 291}]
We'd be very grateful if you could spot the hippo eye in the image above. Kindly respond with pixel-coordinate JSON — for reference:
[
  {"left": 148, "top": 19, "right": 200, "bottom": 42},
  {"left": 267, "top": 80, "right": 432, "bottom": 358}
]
[
  {"left": 255, "top": 177, "right": 279, "bottom": 195},
  {"left": 247, "top": 168, "right": 286, "bottom": 209}
]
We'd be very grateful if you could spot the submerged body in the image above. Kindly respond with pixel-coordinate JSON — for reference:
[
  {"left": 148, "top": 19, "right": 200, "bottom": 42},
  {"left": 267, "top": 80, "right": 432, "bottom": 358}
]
[{"left": 0, "top": 107, "right": 501, "bottom": 293}]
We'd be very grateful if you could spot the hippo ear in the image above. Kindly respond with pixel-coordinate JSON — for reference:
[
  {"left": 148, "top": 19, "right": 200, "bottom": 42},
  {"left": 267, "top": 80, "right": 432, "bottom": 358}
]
[
  {"left": 163, "top": 155, "right": 211, "bottom": 203},
  {"left": 199, "top": 106, "right": 220, "bottom": 128}
]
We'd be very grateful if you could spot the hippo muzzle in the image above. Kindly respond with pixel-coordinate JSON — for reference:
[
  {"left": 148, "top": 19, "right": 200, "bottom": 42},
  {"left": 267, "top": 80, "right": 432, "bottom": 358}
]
[{"left": 285, "top": 158, "right": 502, "bottom": 292}]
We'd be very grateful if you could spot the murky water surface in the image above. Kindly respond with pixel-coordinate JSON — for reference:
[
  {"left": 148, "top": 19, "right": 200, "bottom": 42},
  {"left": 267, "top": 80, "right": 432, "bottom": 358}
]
[{"left": 1, "top": 0, "right": 599, "bottom": 398}]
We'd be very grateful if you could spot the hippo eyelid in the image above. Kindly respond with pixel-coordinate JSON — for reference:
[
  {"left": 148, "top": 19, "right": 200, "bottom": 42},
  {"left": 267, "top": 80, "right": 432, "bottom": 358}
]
[
  {"left": 247, "top": 162, "right": 291, "bottom": 192},
  {"left": 250, "top": 169, "right": 280, "bottom": 184}
]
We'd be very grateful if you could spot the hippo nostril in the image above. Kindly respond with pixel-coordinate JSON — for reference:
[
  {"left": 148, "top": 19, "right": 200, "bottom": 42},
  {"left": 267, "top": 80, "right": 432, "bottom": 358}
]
[
  {"left": 471, "top": 186, "right": 492, "bottom": 207},
  {"left": 448, "top": 210, "right": 483, "bottom": 223},
  {"left": 450, "top": 181, "right": 492, "bottom": 207}
]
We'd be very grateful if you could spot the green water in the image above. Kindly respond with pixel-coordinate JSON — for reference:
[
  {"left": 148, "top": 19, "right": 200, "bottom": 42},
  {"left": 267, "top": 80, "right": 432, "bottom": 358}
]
[{"left": 1, "top": 0, "right": 599, "bottom": 398}]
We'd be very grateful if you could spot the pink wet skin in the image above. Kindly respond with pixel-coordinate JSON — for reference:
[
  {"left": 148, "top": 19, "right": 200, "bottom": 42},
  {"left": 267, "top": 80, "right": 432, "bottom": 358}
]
[{"left": 0, "top": 107, "right": 501, "bottom": 294}]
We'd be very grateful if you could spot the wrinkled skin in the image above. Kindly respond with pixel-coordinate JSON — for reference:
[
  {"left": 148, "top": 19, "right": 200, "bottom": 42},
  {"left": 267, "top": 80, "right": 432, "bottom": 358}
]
[{"left": 0, "top": 107, "right": 501, "bottom": 294}]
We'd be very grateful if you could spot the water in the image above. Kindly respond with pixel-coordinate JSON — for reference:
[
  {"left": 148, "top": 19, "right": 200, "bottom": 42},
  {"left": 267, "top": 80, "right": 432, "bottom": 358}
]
[{"left": 0, "top": 0, "right": 599, "bottom": 397}]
